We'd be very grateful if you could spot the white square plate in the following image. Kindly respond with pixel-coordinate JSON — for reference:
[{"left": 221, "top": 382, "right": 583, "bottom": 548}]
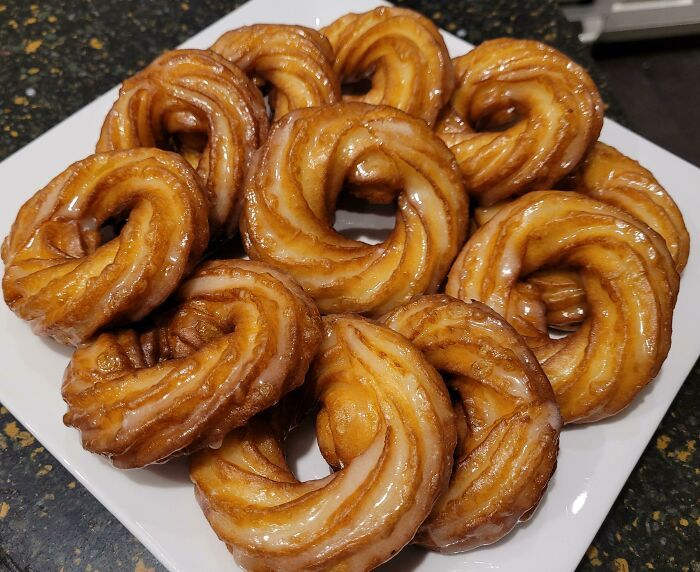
[{"left": 0, "top": 0, "right": 698, "bottom": 570}]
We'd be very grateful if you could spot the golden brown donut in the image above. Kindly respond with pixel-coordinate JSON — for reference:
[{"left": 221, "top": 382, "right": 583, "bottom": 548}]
[
  {"left": 446, "top": 191, "right": 679, "bottom": 423},
  {"left": 381, "top": 295, "right": 560, "bottom": 552},
  {"left": 475, "top": 142, "right": 690, "bottom": 331},
  {"left": 436, "top": 38, "right": 603, "bottom": 205},
  {"left": 2, "top": 148, "right": 209, "bottom": 346},
  {"left": 241, "top": 102, "right": 468, "bottom": 316},
  {"left": 62, "top": 259, "right": 321, "bottom": 468},
  {"left": 322, "top": 6, "right": 455, "bottom": 126},
  {"left": 571, "top": 142, "right": 689, "bottom": 271},
  {"left": 97, "top": 49, "right": 268, "bottom": 235},
  {"left": 473, "top": 206, "right": 592, "bottom": 331},
  {"left": 210, "top": 24, "right": 340, "bottom": 121},
  {"left": 533, "top": 142, "right": 689, "bottom": 327},
  {"left": 191, "top": 315, "right": 456, "bottom": 571}
]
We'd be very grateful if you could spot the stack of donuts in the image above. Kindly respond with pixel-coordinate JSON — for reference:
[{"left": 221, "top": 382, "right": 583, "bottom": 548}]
[{"left": 2, "top": 6, "right": 688, "bottom": 570}]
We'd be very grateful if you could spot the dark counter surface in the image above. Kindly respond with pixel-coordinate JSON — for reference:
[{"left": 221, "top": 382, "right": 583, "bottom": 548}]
[{"left": 0, "top": 1, "right": 697, "bottom": 571}]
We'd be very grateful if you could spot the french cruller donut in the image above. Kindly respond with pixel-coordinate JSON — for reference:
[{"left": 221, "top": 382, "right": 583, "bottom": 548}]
[{"left": 241, "top": 102, "right": 469, "bottom": 316}]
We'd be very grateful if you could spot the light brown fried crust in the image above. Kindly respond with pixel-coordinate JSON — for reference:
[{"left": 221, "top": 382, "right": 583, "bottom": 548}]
[
  {"left": 190, "top": 315, "right": 456, "bottom": 571},
  {"left": 240, "top": 102, "right": 469, "bottom": 317},
  {"left": 437, "top": 38, "right": 603, "bottom": 205},
  {"left": 473, "top": 142, "right": 690, "bottom": 331},
  {"left": 62, "top": 259, "right": 321, "bottom": 468},
  {"left": 568, "top": 141, "right": 690, "bottom": 271},
  {"left": 322, "top": 6, "right": 455, "bottom": 126},
  {"left": 446, "top": 191, "right": 679, "bottom": 424},
  {"left": 2, "top": 148, "right": 209, "bottom": 346},
  {"left": 210, "top": 24, "right": 340, "bottom": 121},
  {"left": 381, "top": 295, "right": 560, "bottom": 552},
  {"left": 96, "top": 49, "right": 268, "bottom": 236}
]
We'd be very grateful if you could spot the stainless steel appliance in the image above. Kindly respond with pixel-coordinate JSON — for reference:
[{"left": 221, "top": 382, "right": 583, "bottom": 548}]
[{"left": 560, "top": 0, "right": 700, "bottom": 42}]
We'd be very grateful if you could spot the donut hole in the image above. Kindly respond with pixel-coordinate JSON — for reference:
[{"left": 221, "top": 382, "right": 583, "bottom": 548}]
[
  {"left": 521, "top": 268, "right": 588, "bottom": 339},
  {"left": 472, "top": 104, "right": 522, "bottom": 133},
  {"left": 204, "top": 233, "right": 247, "bottom": 260},
  {"left": 334, "top": 191, "right": 396, "bottom": 244},
  {"left": 91, "top": 205, "right": 133, "bottom": 250},
  {"left": 165, "top": 131, "right": 208, "bottom": 170},
  {"left": 98, "top": 217, "right": 126, "bottom": 245},
  {"left": 341, "top": 75, "right": 374, "bottom": 98},
  {"left": 332, "top": 150, "right": 402, "bottom": 244},
  {"left": 285, "top": 412, "right": 333, "bottom": 481},
  {"left": 159, "top": 109, "right": 209, "bottom": 169},
  {"left": 243, "top": 80, "right": 276, "bottom": 119}
]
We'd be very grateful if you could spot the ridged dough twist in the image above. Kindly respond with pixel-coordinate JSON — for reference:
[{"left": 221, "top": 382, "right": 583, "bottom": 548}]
[
  {"left": 241, "top": 102, "right": 468, "bottom": 316},
  {"left": 382, "top": 295, "right": 560, "bottom": 552},
  {"left": 211, "top": 24, "right": 340, "bottom": 121},
  {"left": 322, "top": 6, "right": 455, "bottom": 126},
  {"left": 529, "top": 142, "right": 689, "bottom": 329},
  {"left": 473, "top": 142, "right": 690, "bottom": 331},
  {"left": 191, "top": 315, "right": 456, "bottom": 571},
  {"left": 62, "top": 259, "right": 321, "bottom": 468},
  {"left": 437, "top": 38, "right": 603, "bottom": 205},
  {"left": 97, "top": 49, "right": 268, "bottom": 235},
  {"left": 2, "top": 148, "right": 209, "bottom": 345},
  {"left": 572, "top": 143, "right": 689, "bottom": 271},
  {"left": 447, "top": 191, "right": 679, "bottom": 423}
]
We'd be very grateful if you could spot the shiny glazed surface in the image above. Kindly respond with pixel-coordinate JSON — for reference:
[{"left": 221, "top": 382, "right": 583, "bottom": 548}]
[
  {"left": 571, "top": 142, "right": 689, "bottom": 272},
  {"left": 211, "top": 24, "right": 340, "bottom": 121},
  {"left": 241, "top": 102, "right": 468, "bottom": 316},
  {"left": 474, "top": 142, "right": 690, "bottom": 331},
  {"left": 535, "top": 142, "right": 689, "bottom": 329},
  {"left": 62, "top": 259, "right": 321, "bottom": 468},
  {"left": 437, "top": 38, "right": 603, "bottom": 205},
  {"left": 382, "top": 295, "right": 560, "bottom": 552},
  {"left": 322, "top": 6, "right": 455, "bottom": 126},
  {"left": 191, "top": 315, "right": 456, "bottom": 571},
  {"left": 0, "top": 1, "right": 698, "bottom": 571},
  {"left": 97, "top": 49, "right": 268, "bottom": 235},
  {"left": 2, "top": 148, "right": 209, "bottom": 345},
  {"left": 446, "top": 191, "right": 679, "bottom": 423}
]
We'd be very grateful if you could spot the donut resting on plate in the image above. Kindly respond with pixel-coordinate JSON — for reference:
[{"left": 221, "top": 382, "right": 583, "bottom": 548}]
[
  {"left": 241, "top": 102, "right": 469, "bottom": 316},
  {"left": 437, "top": 38, "right": 603, "bottom": 205},
  {"left": 211, "top": 24, "right": 340, "bottom": 121},
  {"left": 62, "top": 260, "right": 321, "bottom": 468},
  {"left": 472, "top": 142, "right": 690, "bottom": 331},
  {"left": 97, "top": 49, "right": 268, "bottom": 235},
  {"left": 382, "top": 295, "right": 560, "bottom": 552},
  {"left": 447, "top": 191, "right": 679, "bottom": 423},
  {"left": 2, "top": 148, "right": 209, "bottom": 345},
  {"left": 191, "top": 315, "right": 457, "bottom": 571},
  {"left": 322, "top": 6, "right": 455, "bottom": 126},
  {"left": 526, "top": 142, "right": 690, "bottom": 329}
]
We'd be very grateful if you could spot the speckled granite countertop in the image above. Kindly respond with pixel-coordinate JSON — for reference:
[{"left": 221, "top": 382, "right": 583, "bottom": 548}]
[{"left": 0, "top": 1, "right": 697, "bottom": 571}]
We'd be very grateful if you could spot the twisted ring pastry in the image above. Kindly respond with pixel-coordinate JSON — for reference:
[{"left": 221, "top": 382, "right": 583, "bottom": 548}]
[
  {"left": 97, "top": 49, "right": 268, "bottom": 235},
  {"left": 2, "top": 148, "right": 209, "bottom": 345},
  {"left": 211, "top": 24, "right": 340, "bottom": 121},
  {"left": 241, "top": 102, "right": 468, "bottom": 316},
  {"left": 381, "top": 295, "right": 560, "bottom": 552},
  {"left": 436, "top": 38, "right": 603, "bottom": 205},
  {"left": 62, "top": 259, "right": 321, "bottom": 468},
  {"left": 191, "top": 315, "right": 456, "bottom": 571},
  {"left": 474, "top": 142, "right": 690, "bottom": 331},
  {"left": 447, "top": 191, "right": 679, "bottom": 423},
  {"left": 473, "top": 204, "right": 589, "bottom": 330},
  {"left": 571, "top": 142, "right": 689, "bottom": 271},
  {"left": 322, "top": 6, "right": 455, "bottom": 126}
]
